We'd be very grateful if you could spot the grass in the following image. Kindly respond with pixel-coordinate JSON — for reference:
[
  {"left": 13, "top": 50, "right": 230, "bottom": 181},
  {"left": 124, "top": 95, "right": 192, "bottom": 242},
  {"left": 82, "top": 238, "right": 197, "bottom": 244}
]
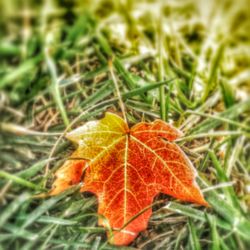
[{"left": 0, "top": 0, "right": 250, "bottom": 249}]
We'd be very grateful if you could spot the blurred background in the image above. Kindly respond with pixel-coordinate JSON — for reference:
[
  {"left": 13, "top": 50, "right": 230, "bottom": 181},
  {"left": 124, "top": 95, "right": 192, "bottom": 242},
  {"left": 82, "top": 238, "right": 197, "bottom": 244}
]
[
  {"left": 1, "top": 0, "right": 250, "bottom": 105},
  {"left": 0, "top": 0, "right": 250, "bottom": 249}
]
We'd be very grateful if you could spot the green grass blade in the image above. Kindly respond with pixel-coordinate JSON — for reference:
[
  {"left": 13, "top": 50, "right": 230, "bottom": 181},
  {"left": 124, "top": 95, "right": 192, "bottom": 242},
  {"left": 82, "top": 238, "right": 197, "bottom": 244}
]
[
  {"left": 188, "top": 219, "right": 201, "bottom": 250},
  {"left": 0, "top": 193, "right": 30, "bottom": 228}
]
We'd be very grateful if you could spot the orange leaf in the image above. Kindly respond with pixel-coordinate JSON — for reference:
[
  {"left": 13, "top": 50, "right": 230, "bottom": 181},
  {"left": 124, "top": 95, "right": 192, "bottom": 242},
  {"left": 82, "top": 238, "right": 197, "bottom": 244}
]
[
  {"left": 49, "top": 159, "right": 86, "bottom": 196},
  {"left": 50, "top": 112, "right": 208, "bottom": 245}
]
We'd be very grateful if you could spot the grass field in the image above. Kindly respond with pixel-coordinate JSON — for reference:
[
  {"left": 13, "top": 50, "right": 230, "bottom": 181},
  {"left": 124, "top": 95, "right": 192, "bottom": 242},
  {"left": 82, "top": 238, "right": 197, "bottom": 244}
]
[{"left": 0, "top": 0, "right": 250, "bottom": 249}]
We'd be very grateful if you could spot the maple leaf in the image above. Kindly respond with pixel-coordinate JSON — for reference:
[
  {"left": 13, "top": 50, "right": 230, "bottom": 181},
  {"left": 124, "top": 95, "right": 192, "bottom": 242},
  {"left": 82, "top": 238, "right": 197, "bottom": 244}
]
[{"left": 50, "top": 112, "right": 208, "bottom": 245}]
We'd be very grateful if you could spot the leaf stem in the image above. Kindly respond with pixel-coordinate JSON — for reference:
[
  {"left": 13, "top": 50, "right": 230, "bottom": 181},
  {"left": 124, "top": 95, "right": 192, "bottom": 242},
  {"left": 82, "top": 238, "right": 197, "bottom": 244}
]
[
  {"left": 157, "top": 9, "right": 166, "bottom": 121},
  {"left": 108, "top": 58, "right": 128, "bottom": 124}
]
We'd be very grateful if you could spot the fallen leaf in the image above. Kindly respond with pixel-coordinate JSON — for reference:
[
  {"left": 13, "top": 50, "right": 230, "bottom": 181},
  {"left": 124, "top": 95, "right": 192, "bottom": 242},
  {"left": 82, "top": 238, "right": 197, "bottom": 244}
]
[
  {"left": 50, "top": 112, "right": 208, "bottom": 245},
  {"left": 49, "top": 159, "right": 86, "bottom": 195}
]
